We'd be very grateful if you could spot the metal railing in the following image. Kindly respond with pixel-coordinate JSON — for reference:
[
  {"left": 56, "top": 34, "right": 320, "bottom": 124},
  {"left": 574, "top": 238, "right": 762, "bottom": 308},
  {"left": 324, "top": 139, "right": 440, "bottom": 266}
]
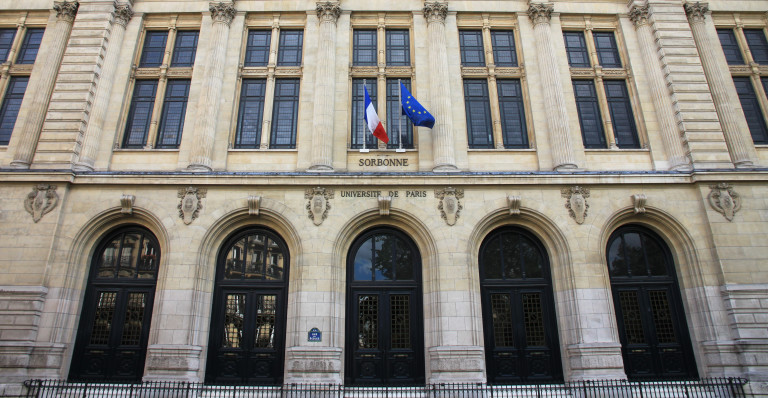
[{"left": 23, "top": 378, "right": 748, "bottom": 398}]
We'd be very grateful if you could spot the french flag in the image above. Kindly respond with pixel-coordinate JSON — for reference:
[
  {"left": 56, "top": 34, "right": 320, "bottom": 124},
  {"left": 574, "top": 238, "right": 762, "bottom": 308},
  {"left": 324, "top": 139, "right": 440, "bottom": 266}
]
[{"left": 364, "top": 85, "right": 388, "bottom": 143}]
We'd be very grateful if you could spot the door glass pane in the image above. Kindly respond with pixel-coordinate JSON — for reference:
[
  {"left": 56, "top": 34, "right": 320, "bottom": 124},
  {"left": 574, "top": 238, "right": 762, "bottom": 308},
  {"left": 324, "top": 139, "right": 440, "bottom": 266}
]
[
  {"left": 138, "top": 238, "right": 158, "bottom": 279},
  {"left": 522, "top": 292, "right": 546, "bottom": 346},
  {"left": 245, "top": 234, "right": 265, "bottom": 279},
  {"left": 390, "top": 295, "right": 411, "bottom": 349},
  {"left": 121, "top": 293, "right": 147, "bottom": 345},
  {"left": 484, "top": 237, "right": 502, "bottom": 279},
  {"left": 358, "top": 295, "right": 378, "bottom": 349},
  {"left": 490, "top": 293, "right": 515, "bottom": 347},
  {"left": 395, "top": 241, "right": 414, "bottom": 281},
  {"left": 223, "top": 294, "right": 245, "bottom": 348},
  {"left": 354, "top": 239, "right": 373, "bottom": 281},
  {"left": 502, "top": 233, "right": 521, "bottom": 279},
  {"left": 623, "top": 232, "right": 645, "bottom": 277},
  {"left": 225, "top": 238, "right": 245, "bottom": 279},
  {"left": 373, "top": 234, "right": 393, "bottom": 281},
  {"left": 607, "top": 237, "right": 627, "bottom": 277},
  {"left": 619, "top": 291, "right": 645, "bottom": 344},
  {"left": 255, "top": 295, "right": 276, "bottom": 348},
  {"left": 644, "top": 236, "right": 668, "bottom": 276},
  {"left": 649, "top": 290, "right": 677, "bottom": 344},
  {"left": 266, "top": 238, "right": 285, "bottom": 280},
  {"left": 118, "top": 233, "right": 140, "bottom": 278},
  {"left": 98, "top": 238, "right": 121, "bottom": 278},
  {"left": 90, "top": 292, "right": 117, "bottom": 345},
  {"left": 521, "top": 238, "right": 543, "bottom": 278}
]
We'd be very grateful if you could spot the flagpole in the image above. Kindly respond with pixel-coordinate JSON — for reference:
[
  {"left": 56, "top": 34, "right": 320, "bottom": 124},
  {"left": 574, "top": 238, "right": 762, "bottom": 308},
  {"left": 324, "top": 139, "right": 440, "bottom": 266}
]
[
  {"left": 397, "top": 79, "right": 405, "bottom": 152},
  {"left": 361, "top": 79, "right": 368, "bottom": 152}
]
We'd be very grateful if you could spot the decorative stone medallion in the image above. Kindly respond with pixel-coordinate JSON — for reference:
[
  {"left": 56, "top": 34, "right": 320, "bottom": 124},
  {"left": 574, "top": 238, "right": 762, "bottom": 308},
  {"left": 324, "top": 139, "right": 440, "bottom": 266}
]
[
  {"left": 178, "top": 187, "right": 206, "bottom": 225},
  {"left": 561, "top": 186, "right": 590, "bottom": 224},
  {"left": 435, "top": 187, "right": 464, "bottom": 226},
  {"left": 24, "top": 184, "right": 59, "bottom": 223},
  {"left": 708, "top": 183, "right": 741, "bottom": 221},
  {"left": 305, "top": 187, "right": 334, "bottom": 226}
]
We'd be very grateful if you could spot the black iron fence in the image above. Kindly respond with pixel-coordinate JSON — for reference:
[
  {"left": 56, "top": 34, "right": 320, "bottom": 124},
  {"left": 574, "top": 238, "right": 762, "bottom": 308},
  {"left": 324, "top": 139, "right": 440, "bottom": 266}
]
[{"left": 23, "top": 378, "right": 748, "bottom": 398}]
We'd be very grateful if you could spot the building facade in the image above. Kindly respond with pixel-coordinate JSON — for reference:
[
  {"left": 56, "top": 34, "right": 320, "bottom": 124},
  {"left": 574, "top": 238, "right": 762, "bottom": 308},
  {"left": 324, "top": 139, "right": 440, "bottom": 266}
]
[{"left": 1, "top": 0, "right": 767, "bottom": 395}]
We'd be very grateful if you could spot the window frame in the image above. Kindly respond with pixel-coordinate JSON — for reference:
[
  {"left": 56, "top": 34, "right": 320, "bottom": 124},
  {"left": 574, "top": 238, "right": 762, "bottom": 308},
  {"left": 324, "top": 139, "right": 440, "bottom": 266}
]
[
  {"left": 0, "top": 76, "right": 28, "bottom": 145},
  {"left": 234, "top": 79, "right": 267, "bottom": 149},
  {"left": 276, "top": 30, "right": 303, "bottom": 67},
  {"left": 353, "top": 29, "right": 377, "bottom": 66},
  {"left": 155, "top": 79, "right": 190, "bottom": 149},
  {"left": 15, "top": 27, "right": 43, "bottom": 65},
  {"left": 269, "top": 79, "right": 300, "bottom": 149}
]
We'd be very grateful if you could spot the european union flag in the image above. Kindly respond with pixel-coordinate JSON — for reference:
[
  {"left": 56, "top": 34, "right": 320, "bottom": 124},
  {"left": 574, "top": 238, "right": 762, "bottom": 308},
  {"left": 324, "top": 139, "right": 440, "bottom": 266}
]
[{"left": 400, "top": 82, "right": 435, "bottom": 129}]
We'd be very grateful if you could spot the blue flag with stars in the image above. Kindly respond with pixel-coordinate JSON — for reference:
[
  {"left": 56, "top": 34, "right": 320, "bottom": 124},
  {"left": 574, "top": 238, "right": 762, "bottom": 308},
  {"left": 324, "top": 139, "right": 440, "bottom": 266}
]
[{"left": 400, "top": 82, "right": 435, "bottom": 128}]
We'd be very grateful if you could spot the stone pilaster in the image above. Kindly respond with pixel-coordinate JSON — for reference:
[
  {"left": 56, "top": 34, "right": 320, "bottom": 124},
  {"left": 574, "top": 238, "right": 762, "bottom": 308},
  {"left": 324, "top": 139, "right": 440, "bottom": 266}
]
[
  {"left": 307, "top": 1, "right": 340, "bottom": 172},
  {"left": 9, "top": 1, "right": 78, "bottom": 169},
  {"left": 73, "top": 3, "right": 133, "bottom": 171},
  {"left": 187, "top": 2, "right": 236, "bottom": 171},
  {"left": 528, "top": 3, "right": 578, "bottom": 171},
  {"left": 685, "top": 2, "right": 758, "bottom": 168},
  {"left": 424, "top": 1, "right": 458, "bottom": 172}
]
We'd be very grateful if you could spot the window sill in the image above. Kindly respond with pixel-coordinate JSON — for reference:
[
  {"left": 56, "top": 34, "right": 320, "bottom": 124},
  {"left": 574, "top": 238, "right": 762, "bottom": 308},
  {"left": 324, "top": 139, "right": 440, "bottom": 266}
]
[
  {"left": 114, "top": 148, "right": 180, "bottom": 152},
  {"left": 584, "top": 148, "right": 649, "bottom": 152},
  {"left": 347, "top": 148, "right": 417, "bottom": 152},
  {"left": 467, "top": 148, "right": 536, "bottom": 152},
  {"left": 229, "top": 148, "right": 298, "bottom": 152}
]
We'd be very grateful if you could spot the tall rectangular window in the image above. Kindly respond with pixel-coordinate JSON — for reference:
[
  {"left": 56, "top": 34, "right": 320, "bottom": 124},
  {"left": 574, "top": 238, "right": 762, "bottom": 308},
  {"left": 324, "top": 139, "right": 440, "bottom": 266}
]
[
  {"left": 244, "top": 31, "right": 271, "bottom": 66},
  {"left": 16, "top": 28, "right": 44, "bottom": 64},
  {"left": 497, "top": 80, "right": 527, "bottom": 148},
  {"left": 235, "top": 79, "right": 267, "bottom": 148},
  {"left": 139, "top": 31, "right": 168, "bottom": 67},
  {"left": 733, "top": 77, "right": 768, "bottom": 144},
  {"left": 564, "top": 32, "right": 590, "bottom": 67},
  {"left": 277, "top": 30, "right": 303, "bottom": 66},
  {"left": 171, "top": 31, "right": 199, "bottom": 67},
  {"left": 604, "top": 80, "right": 640, "bottom": 148},
  {"left": 463, "top": 79, "right": 493, "bottom": 148},
  {"left": 353, "top": 30, "right": 377, "bottom": 66},
  {"left": 270, "top": 79, "right": 299, "bottom": 148},
  {"left": 573, "top": 80, "right": 606, "bottom": 148},
  {"left": 386, "top": 78, "right": 412, "bottom": 149},
  {"left": 122, "top": 80, "right": 158, "bottom": 148},
  {"left": 0, "top": 76, "right": 28, "bottom": 145},
  {"left": 386, "top": 30, "right": 410, "bottom": 66},
  {"left": 459, "top": 31, "right": 485, "bottom": 66},
  {"left": 744, "top": 29, "right": 768, "bottom": 64},
  {"left": 0, "top": 28, "right": 16, "bottom": 62},
  {"left": 717, "top": 29, "right": 744, "bottom": 65},
  {"left": 156, "top": 79, "right": 190, "bottom": 148},
  {"left": 351, "top": 79, "right": 377, "bottom": 149},
  {"left": 593, "top": 32, "right": 621, "bottom": 68},
  {"left": 491, "top": 31, "right": 517, "bottom": 67}
]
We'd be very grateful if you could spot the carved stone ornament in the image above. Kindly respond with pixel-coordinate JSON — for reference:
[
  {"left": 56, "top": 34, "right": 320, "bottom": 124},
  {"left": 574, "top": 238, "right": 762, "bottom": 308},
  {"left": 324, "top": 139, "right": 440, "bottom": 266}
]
[
  {"left": 631, "top": 193, "right": 647, "bottom": 215},
  {"left": 527, "top": 3, "right": 553, "bottom": 26},
  {"left": 305, "top": 187, "right": 334, "bottom": 226},
  {"left": 248, "top": 195, "right": 261, "bottom": 216},
  {"left": 507, "top": 195, "right": 521, "bottom": 216},
  {"left": 209, "top": 1, "right": 236, "bottom": 25},
  {"left": 435, "top": 187, "right": 464, "bottom": 226},
  {"left": 24, "top": 184, "right": 59, "bottom": 223},
  {"left": 378, "top": 196, "right": 392, "bottom": 216},
  {"left": 561, "top": 186, "right": 590, "bottom": 224},
  {"left": 113, "top": 4, "right": 133, "bottom": 27},
  {"left": 423, "top": 1, "right": 448, "bottom": 24},
  {"left": 708, "top": 183, "right": 741, "bottom": 221},
  {"left": 120, "top": 194, "right": 135, "bottom": 215},
  {"left": 178, "top": 187, "right": 207, "bottom": 225},
  {"left": 684, "top": 2, "right": 709, "bottom": 23},
  {"left": 316, "top": 1, "right": 341, "bottom": 23},
  {"left": 628, "top": 4, "right": 650, "bottom": 27},
  {"left": 54, "top": 1, "right": 79, "bottom": 22}
]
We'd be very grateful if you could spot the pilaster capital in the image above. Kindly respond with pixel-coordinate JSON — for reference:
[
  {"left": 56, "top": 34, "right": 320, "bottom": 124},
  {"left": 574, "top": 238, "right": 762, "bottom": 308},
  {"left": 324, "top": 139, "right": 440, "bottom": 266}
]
[
  {"left": 209, "top": 1, "right": 236, "bottom": 26},
  {"left": 113, "top": 3, "right": 134, "bottom": 27},
  {"left": 528, "top": 3, "right": 553, "bottom": 26},
  {"left": 628, "top": 4, "right": 650, "bottom": 27},
  {"left": 423, "top": 1, "right": 448, "bottom": 25},
  {"left": 53, "top": 1, "right": 79, "bottom": 22},
  {"left": 316, "top": 1, "right": 341, "bottom": 23},
  {"left": 684, "top": 2, "right": 709, "bottom": 24}
]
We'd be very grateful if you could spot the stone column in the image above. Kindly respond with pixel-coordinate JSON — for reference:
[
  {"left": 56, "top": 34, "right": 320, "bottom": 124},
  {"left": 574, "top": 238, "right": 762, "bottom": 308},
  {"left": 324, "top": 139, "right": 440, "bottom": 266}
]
[
  {"left": 628, "top": 3, "right": 691, "bottom": 171},
  {"left": 424, "top": 2, "right": 457, "bottom": 171},
  {"left": 73, "top": 4, "right": 132, "bottom": 171},
  {"left": 10, "top": 1, "right": 78, "bottom": 169},
  {"left": 685, "top": 2, "right": 757, "bottom": 168},
  {"left": 527, "top": 3, "right": 578, "bottom": 171},
  {"left": 186, "top": 1, "right": 236, "bottom": 171},
  {"left": 307, "top": 1, "right": 340, "bottom": 171}
]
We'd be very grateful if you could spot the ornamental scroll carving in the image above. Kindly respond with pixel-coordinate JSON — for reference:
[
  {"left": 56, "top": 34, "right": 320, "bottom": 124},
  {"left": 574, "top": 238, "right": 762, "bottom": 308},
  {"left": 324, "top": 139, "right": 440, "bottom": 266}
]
[
  {"left": 248, "top": 195, "right": 261, "bottom": 216},
  {"left": 24, "top": 184, "right": 59, "bottom": 223},
  {"left": 378, "top": 196, "right": 392, "bottom": 216},
  {"left": 178, "top": 187, "right": 206, "bottom": 225},
  {"left": 708, "top": 183, "right": 741, "bottom": 221},
  {"left": 684, "top": 2, "right": 709, "bottom": 24},
  {"left": 305, "top": 187, "right": 334, "bottom": 226},
  {"left": 628, "top": 4, "right": 650, "bottom": 27},
  {"left": 54, "top": 1, "right": 79, "bottom": 22},
  {"left": 561, "top": 186, "right": 590, "bottom": 224},
  {"left": 507, "top": 195, "right": 521, "bottom": 216},
  {"left": 210, "top": 1, "right": 236, "bottom": 25},
  {"left": 120, "top": 194, "right": 135, "bottom": 215},
  {"left": 435, "top": 187, "right": 464, "bottom": 226},
  {"left": 423, "top": 2, "right": 448, "bottom": 24},
  {"left": 316, "top": 1, "right": 341, "bottom": 23},
  {"left": 527, "top": 3, "right": 553, "bottom": 25},
  {"left": 113, "top": 4, "right": 133, "bottom": 27},
  {"left": 631, "top": 193, "right": 647, "bottom": 215}
]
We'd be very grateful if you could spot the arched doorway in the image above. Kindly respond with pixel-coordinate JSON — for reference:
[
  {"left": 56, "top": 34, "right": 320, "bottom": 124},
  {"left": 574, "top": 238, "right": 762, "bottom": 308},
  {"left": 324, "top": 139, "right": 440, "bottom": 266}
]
[
  {"left": 607, "top": 225, "right": 698, "bottom": 379},
  {"left": 69, "top": 226, "right": 160, "bottom": 382},
  {"left": 205, "top": 227, "right": 289, "bottom": 385},
  {"left": 479, "top": 227, "right": 562, "bottom": 384},
  {"left": 345, "top": 228, "right": 424, "bottom": 385}
]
